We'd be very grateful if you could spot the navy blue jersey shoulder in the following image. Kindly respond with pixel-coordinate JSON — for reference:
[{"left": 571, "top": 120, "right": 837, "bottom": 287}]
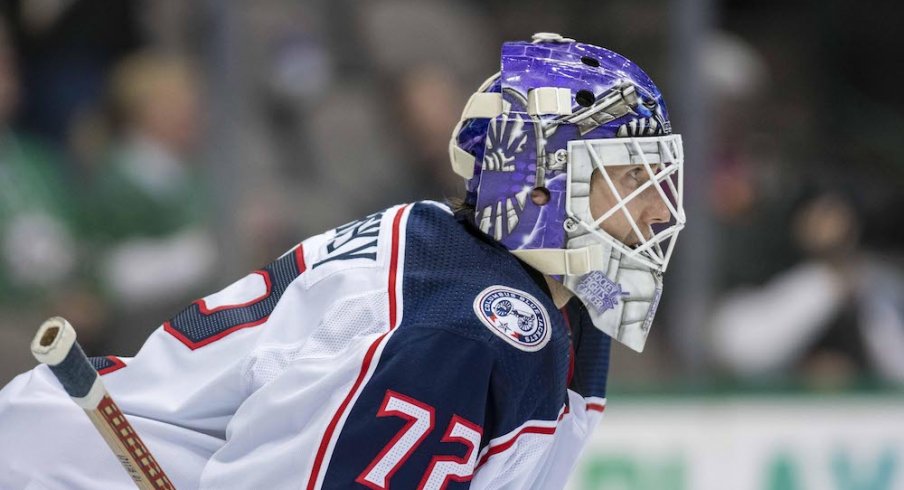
[
  {"left": 320, "top": 203, "right": 573, "bottom": 489},
  {"left": 399, "top": 202, "right": 571, "bottom": 421},
  {"left": 400, "top": 202, "right": 561, "bottom": 341}
]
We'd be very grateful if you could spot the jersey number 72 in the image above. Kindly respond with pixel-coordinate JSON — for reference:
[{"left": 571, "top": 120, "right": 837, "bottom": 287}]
[{"left": 357, "top": 390, "right": 483, "bottom": 490}]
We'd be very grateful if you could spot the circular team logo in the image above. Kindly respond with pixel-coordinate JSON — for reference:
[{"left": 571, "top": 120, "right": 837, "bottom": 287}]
[{"left": 473, "top": 286, "right": 551, "bottom": 352}]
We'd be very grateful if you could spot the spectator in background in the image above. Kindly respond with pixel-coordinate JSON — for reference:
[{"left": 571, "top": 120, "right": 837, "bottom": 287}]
[
  {"left": 709, "top": 189, "right": 904, "bottom": 388},
  {"left": 394, "top": 64, "right": 470, "bottom": 200},
  {"left": 0, "top": 17, "right": 78, "bottom": 381},
  {"left": 358, "top": 0, "right": 494, "bottom": 203},
  {"left": 78, "top": 52, "right": 216, "bottom": 355},
  {"left": 8, "top": 0, "right": 142, "bottom": 145}
]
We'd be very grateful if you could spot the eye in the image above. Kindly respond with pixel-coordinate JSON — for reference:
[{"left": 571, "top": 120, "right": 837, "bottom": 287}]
[
  {"left": 622, "top": 167, "right": 649, "bottom": 190},
  {"left": 628, "top": 167, "right": 645, "bottom": 182}
]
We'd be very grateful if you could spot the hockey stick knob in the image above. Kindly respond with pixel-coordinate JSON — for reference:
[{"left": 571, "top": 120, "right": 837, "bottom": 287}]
[{"left": 31, "top": 316, "right": 103, "bottom": 407}]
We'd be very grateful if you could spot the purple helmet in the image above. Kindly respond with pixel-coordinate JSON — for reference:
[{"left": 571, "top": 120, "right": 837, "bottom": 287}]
[{"left": 449, "top": 33, "right": 685, "bottom": 351}]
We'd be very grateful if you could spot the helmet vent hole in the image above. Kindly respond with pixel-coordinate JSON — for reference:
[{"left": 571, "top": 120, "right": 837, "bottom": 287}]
[
  {"left": 531, "top": 187, "right": 550, "bottom": 206},
  {"left": 580, "top": 56, "right": 600, "bottom": 67},
  {"left": 575, "top": 90, "right": 595, "bottom": 107}
]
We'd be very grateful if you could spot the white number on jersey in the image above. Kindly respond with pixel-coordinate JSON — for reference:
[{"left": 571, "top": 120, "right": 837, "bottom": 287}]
[{"left": 356, "top": 390, "right": 483, "bottom": 490}]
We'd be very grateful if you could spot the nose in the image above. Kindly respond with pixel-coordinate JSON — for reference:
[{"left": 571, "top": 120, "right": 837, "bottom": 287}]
[{"left": 640, "top": 184, "right": 671, "bottom": 226}]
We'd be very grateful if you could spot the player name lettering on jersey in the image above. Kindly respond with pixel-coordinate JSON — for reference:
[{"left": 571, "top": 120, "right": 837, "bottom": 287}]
[{"left": 313, "top": 211, "right": 384, "bottom": 268}]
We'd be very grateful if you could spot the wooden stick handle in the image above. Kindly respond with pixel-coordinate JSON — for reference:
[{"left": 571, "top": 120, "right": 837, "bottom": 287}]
[{"left": 31, "top": 317, "right": 176, "bottom": 490}]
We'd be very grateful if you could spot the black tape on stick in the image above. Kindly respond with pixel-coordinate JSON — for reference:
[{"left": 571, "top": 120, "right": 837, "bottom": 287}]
[{"left": 47, "top": 341, "right": 98, "bottom": 399}]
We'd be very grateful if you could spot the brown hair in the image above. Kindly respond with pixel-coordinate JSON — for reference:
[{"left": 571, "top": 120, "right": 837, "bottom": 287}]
[{"left": 447, "top": 196, "right": 477, "bottom": 228}]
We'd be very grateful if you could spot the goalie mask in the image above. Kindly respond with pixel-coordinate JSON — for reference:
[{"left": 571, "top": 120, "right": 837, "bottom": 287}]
[{"left": 450, "top": 33, "right": 685, "bottom": 352}]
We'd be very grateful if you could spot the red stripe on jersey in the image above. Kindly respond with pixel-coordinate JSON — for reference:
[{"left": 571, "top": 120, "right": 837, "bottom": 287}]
[
  {"left": 388, "top": 205, "right": 409, "bottom": 330},
  {"left": 307, "top": 331, "right": 390, "bottom": 490},
  {"left": 476, "top": 424, "right": 558, "bottom": 468},
  {"left": 587, "top": 403, "right": 606, "bottom": 413},
  {"left": 558, "top": 404, "right": 570, "bottom": 421},
  {"left": 294, "top": 244, "right": 307, "bottom": 274},
  {"left": 97, "top": 355, "right": 126, "bottom": 376},
  {"left": 163, "top": 316, "right": 270, "bottom": 350}
]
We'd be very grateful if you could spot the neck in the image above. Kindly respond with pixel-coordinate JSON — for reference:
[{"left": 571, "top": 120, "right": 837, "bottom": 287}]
[{"left": 544, "top": 276, "right": 573, "bottom": 309}]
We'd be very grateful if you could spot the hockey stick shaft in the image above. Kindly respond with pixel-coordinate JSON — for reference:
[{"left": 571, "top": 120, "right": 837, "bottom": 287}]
[{"left": 31, "top": 317, "right": 175, "bottom": 490}]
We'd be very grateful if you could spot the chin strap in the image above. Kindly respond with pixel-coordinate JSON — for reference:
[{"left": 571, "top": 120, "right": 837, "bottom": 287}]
[{"left": 512, "top": 244, "right": 609, "bottom": 276}]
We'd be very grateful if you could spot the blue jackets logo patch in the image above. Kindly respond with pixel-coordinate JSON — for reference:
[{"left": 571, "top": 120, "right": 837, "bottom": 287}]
[{"left": 474, "top": 286, "right": 550, "bottom": 352}]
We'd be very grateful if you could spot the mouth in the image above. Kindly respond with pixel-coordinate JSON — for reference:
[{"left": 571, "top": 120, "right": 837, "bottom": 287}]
[
  {"left": 623, "top": 231, "right": 642, "bottom": 248},
  {"left": 623, "top": 227, "right": 655, "bottom": 249}
]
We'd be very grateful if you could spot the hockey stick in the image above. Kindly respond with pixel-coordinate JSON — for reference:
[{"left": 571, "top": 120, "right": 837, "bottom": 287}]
[{"left": 30, "top": 317, "right": 176, "bottom": 490}]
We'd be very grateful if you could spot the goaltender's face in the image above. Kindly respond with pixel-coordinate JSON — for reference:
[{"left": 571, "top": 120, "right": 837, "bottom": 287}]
[{"left": 588, "top": 165, "right": 671, "bottom": 247}]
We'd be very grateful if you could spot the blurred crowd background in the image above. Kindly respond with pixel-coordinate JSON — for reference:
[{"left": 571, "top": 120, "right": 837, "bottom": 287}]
[{"left": 0, "top": 0, "right": 902, "bottom": 396}]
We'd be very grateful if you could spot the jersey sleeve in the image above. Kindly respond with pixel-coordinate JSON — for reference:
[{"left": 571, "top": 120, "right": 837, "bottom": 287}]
[{"left": 0, "top": 244, "right": 308, "bottom": 489}]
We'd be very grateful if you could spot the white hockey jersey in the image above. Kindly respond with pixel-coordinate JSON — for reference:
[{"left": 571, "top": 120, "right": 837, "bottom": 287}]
[{"left": 0, "top": 202, "right": 611, "bottom": 489}]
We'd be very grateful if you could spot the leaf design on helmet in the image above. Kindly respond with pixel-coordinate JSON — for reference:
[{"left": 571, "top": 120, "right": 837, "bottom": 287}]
[
  {"left": 484, "top": 114, "right": 527, "bottom": 172},
  {"left": 616, "top": 98, "right": 668, "bottom": 136},
  {"left": 616, "top": 116, "right": 665, "bottom": 137},
  {"left": 478, "top": 188, "right": 530, "bottom": 241}
]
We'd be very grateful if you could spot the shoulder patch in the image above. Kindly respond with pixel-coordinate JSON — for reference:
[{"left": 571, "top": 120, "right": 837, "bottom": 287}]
[{"left": 473, "top": 286, "right": 551, "bottom": 352}]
